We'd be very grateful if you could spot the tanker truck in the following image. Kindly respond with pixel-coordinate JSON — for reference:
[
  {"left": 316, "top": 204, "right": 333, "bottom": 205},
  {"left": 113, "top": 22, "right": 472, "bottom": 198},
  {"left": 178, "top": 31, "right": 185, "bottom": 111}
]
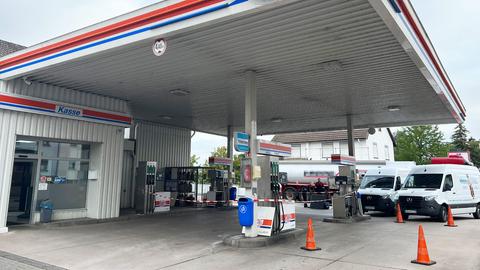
[{"left": 279, "top": 159, "right": 415, "bottom": 201}]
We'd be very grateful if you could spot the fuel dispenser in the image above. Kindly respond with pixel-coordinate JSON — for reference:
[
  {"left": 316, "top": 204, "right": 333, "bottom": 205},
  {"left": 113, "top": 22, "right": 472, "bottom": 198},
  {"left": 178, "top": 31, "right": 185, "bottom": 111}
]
[
  {"left": 239, "top": 156, "right": 295, "bottom": 237},
  {"left": 207, "top": 169, "right": 229, "bottom": 206},
  {"left": 331, "top": 165, "right": 363, "bottom": 220},
  {"left": 135, "top": 161, "right": 158, "bottom": 214}
]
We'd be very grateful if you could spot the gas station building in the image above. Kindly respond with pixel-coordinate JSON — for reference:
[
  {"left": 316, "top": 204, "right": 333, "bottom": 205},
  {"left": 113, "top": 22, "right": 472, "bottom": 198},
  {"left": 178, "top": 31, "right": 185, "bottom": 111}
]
[{"left": 0, "top": 0, "right": 465, "bottom": 233}]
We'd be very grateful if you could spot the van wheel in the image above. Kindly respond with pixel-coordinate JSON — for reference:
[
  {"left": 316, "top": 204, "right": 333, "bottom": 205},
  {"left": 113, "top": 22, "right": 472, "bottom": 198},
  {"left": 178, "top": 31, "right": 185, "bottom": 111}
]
[
  {"left": 473, "top": 204, "right": 480, "bottom": 219},
  {"left": 284, "top": 188, "right": 297, "bottom": 201},
  {"left": 438, "top": 205, "right": 448, "bottom": 222},
  {"left": 402, "top": 213, "right": 409, "bottom": 220}
]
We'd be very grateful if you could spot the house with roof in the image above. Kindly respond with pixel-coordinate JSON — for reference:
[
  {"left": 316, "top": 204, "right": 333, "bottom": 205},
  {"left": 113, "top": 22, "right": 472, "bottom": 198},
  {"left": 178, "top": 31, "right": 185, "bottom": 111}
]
[
  {"left": 0, "top": 39, "right": 25, "bottom": 57},
  {"left": 272, "top": 128, "right": 395, "bottom": 161}
]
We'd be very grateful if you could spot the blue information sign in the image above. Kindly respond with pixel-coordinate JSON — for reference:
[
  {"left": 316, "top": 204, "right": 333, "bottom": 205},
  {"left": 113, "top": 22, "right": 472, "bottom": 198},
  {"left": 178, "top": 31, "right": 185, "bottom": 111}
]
[{"left": 234, "top": 132, "right": 250, "bottom": 152}]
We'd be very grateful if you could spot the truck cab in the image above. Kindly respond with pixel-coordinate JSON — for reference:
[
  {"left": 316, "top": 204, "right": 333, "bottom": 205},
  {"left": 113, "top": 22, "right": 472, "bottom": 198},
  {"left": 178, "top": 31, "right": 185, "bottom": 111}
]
[
  {"left": 358, "top": 167, "right": 410, "bottom": 214},
  {"left": 397, "top": 159, "right": 480, "bottom": 222}
]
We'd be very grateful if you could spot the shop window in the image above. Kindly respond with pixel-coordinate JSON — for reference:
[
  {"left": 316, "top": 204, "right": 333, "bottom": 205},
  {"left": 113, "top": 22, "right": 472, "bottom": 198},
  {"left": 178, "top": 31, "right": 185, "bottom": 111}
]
[
  {"left": 36, "top": 140, "right": 90, "bottom": 210},
  {"left": 322, "top": 143, "right": 334, "bottom": 158},
  {"left": 385, "top": 145, "right": 390, "bottom": 161},
  {"left": 15, "top": 140, "right": 38, "bottom": 155},
  {"left": 373, "top": 143, "right": 379, "bottom": 159},
  {"left": 40, "top": 160, "right": 89, "bottom": 183},
  {"left": 42, "top": 141, "right": 90, "bottom": 159}
]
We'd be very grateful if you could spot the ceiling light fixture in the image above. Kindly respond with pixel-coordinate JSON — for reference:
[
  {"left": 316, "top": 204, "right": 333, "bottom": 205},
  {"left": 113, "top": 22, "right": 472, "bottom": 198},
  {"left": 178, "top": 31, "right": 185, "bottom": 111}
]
[
  {"left": 387, "top": 105, "right": 401, "bottom": 112},
  {"left": 159, "top": 115, "right": 172, "bottom": 120},
  {"left": 271, "top": 118, "right": 283, "bottom": 123},
  {"left": 169, "top": 89, "right": 190, "bottom": 96},
  {"left": 317, "top": 60, "right": 343, "bottom": 72}
]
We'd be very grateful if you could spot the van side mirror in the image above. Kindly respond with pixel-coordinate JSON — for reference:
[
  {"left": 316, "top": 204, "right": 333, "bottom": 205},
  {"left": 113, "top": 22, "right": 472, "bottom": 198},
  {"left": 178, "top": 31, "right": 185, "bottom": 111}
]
[
  {"left": 394, "top": 177, "right": 401, "bottom": 191},
  {"left": 443, "top": 185, "right": 452, "bottom": 192}
]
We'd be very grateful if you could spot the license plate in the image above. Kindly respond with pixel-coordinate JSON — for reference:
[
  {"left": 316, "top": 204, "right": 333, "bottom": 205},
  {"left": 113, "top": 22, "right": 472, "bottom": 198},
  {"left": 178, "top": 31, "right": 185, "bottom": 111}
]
[
  {"left": 405, "top": 210, "right": 416, "bottom": 214},
  {"left": 365, "top": 206, "right": 375, "bottom": 210}
]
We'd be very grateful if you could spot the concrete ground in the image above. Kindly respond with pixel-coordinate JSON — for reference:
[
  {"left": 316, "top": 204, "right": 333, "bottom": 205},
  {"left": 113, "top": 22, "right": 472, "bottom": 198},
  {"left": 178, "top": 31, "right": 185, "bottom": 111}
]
[{"left": 0, "top": 205, "right": 479, "bottom": 270}]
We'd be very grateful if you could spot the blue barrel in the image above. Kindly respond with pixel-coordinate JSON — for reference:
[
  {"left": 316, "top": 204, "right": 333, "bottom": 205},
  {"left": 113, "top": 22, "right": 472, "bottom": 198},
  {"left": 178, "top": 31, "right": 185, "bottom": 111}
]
[
  {"left": 229, "top": 187, "right": 237, "bottom": 201},
  {"left": 238, "top": 198, "right": 254, "bottom": 226}
]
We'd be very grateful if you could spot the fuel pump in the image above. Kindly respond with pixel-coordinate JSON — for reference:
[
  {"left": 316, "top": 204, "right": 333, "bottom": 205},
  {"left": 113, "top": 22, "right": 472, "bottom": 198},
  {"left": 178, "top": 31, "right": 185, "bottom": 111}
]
[
  {"left": 270, "top": 161, "right": 285, "bottom": 234},
  {"left": 135, "top": 161, "right": 158, "bottom": 214},
  {"left": 330, "top": 164, "right": 365, "bottom": 220}
]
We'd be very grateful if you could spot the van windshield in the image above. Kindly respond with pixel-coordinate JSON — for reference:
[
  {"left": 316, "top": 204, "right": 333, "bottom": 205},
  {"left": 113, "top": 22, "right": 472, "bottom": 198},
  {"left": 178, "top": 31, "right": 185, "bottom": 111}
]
[
  {"left": 403, "top": 174, "right": 443, "bottom": 189},
  {"left": 360, "top": 175, "right": 394, "bottom": 189}
]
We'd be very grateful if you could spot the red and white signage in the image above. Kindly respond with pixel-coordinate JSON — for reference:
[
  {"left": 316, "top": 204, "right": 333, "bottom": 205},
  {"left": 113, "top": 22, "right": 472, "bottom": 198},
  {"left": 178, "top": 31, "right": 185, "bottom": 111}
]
[
  {"left": 208, "top": 156, "right": 232, "bottom": 166},
  {"left": 258, "top": 140, "right": 292, "bottom": 157},
  {"left": 0, "top": 93, "right": 131, "bottom": 127},
  {"left": 331, "top": 154, "right": 356, "bottom": 166}
]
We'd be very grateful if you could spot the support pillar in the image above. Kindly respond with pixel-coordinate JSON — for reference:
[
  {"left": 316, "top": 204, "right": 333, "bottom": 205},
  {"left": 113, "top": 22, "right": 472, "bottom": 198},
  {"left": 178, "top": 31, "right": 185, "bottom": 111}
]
[
  {"left": 227, "top": 125, "right": 234, "bottom": 179},
  {"left": 346, "top": 114, "right": 355, "bottom": 157},
  {"left": 244, "top": 70, "right": 258, "bottom": 238},
  {"left": 245, "top": 70, "right": 258, "bottom": 190}
]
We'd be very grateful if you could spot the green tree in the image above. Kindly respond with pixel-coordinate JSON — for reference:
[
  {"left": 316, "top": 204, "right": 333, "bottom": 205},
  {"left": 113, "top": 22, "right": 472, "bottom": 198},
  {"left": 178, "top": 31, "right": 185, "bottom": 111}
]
[
  {"left": 451, "top": 123, "right": 469, "bottom": 151},
  {"left": 190, "top": 154, "right": 200, "bottom": 166},
  {"left": 467, "top": 138, "right": 480, "bottom": 167},
  {"left": 203, "top": 146, "right": 243, "bottom": 184},
  {"left": 395, "top": 125, "right": 449, "bottom": 165}
]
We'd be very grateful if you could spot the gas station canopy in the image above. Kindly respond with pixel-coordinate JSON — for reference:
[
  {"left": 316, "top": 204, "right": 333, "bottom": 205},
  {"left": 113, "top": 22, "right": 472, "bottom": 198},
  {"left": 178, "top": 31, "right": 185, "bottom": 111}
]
[{"left": 0, "top": 0, "right": 465, "bottom": 135}]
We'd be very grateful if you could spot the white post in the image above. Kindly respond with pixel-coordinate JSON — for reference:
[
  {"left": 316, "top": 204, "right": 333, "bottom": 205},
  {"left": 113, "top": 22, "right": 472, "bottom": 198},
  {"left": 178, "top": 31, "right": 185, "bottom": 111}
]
[{"left": 244, "top": 70, "right": 258, "bottom": 238}]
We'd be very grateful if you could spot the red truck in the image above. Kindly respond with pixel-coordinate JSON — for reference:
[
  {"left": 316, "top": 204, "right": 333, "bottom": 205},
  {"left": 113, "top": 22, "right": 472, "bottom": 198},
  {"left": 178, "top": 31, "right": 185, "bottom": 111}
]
[{"left": 279, "top": 172, "right": 334, "bottom": 207}]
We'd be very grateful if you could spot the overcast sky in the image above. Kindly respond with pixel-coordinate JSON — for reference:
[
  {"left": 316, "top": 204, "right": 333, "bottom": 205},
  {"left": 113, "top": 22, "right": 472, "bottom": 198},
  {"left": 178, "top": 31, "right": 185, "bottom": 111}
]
[{"left": 1, "top": 0, "right": 478, "bottom": 164}]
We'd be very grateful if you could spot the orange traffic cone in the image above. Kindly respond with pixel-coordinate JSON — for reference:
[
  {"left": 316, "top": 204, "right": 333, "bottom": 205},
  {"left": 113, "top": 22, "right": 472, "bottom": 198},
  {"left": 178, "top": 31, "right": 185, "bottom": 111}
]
[
  {"left": 411, "top": 225, "right": 436, "bottom": 266},
  {"left": 300, "top": 218, "right": 321, "bottom": 251},
  {"left": 445, "top": 206, "right": 458, "bottom": 227},
  {"left": 395, "top": 203, "right": 405, "bottom": 223}
]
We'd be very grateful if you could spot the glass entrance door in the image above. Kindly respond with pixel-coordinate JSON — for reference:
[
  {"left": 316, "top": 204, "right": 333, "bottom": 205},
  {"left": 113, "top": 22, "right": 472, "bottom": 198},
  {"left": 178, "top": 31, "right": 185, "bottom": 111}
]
[{"left": 7, "top": 160, "right": 36, "bottom": 225}]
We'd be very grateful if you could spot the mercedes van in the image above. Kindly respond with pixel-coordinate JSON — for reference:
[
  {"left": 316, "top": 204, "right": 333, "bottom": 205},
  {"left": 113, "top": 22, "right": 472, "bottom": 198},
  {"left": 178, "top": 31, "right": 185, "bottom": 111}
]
[
  {"left": 358, "top": 167, "right": 411, "bottom": 214},
  {"left": 397, "top": 160, "right": 480, "bottom": 222}
]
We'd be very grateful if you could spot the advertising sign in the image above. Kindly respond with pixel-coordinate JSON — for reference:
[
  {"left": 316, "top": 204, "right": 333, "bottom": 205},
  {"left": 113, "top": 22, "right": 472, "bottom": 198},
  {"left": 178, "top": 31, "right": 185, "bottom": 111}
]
[
  {"left": 154, "top": 192, "right": 171, "bottom": 213},
  {"left": 280, "top": 203, "right": 296, "bottom": 231},
  {"left": 256, "top": 207, "right": 275, "bottom": 236},
  {"left": 331, "top": 154, "right": 356, "bottom": 166},
  {"left": 0, "top": 93, "right": 131, "bottom": 127},
  {"left": 258, "top": 140, "right": 292, "bottom": 157},
  {"left": 208, "top": 157, "right": 232, "bottom": 166},
  {"left": 234, "top": 132, "right": 250, "bottom": 152}
]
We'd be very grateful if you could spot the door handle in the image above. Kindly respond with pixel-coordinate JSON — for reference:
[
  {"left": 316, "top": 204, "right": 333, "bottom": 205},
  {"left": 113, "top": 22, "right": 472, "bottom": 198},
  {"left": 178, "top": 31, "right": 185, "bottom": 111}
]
[{"left": 452, "top": 192, "right": 456, "bottom": 194}]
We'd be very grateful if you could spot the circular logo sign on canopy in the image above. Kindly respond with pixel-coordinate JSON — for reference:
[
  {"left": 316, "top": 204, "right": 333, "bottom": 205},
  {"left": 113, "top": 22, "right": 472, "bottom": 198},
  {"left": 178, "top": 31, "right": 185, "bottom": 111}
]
[{"left": 152, "top": 39, "right": 167, "bottom": 56}]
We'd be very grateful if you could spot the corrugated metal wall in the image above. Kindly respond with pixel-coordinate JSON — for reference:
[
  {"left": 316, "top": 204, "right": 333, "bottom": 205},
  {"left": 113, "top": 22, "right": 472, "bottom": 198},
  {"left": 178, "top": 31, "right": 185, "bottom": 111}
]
[
  {"left": 0, "top": 80, "right": 127, "bottom": 229},
  {"left": 118, "top": 123, "right": 191, "bottom": 209},
  {"left": 1, "top": 79, "right": 129, "bottom": 114},
  {"left": 120, "top": 150, "right": 135, "bottom": 208},
  {"left": 135, "top": 121, "right": 191, "bottom": 168}
]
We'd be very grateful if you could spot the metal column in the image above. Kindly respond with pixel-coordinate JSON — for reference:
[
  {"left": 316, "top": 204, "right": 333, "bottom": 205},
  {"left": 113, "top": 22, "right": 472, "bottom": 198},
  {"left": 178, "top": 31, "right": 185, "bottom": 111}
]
[
  {"left": 244, "top": 70, "right": 258, "bottom": 238},
  {"left": 346, "top": 115, "right": 355, "bottom": 157},
  {"left": 245, "top": 70, "right": 258, "bottom": 189},
  {"left": 227, "top": 125, "right": 234, "bottom": 181}
]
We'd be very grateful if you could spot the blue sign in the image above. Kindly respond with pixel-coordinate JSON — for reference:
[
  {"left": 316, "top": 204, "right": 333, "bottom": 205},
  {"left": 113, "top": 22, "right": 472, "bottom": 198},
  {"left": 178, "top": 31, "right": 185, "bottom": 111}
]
[{"left": 234, "top": 132, "right": 250, "bottom": 152}]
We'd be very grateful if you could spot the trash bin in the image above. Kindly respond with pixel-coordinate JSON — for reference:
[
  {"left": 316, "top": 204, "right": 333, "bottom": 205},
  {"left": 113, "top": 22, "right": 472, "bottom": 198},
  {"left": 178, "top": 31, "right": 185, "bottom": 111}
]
[
  {"left": 39, "top": 199, "right": 53, "bottom": 223},
  {"left": 229, "top": 187, "right": 237, "bottom": 201},
  {"left": 238, "top": 198, "right": 254, "bottom": 227}
]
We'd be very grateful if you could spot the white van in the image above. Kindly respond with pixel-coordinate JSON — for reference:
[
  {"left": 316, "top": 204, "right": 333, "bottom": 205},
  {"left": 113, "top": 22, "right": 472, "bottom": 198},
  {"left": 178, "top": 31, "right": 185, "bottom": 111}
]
[
  {"left": 358, "top": 167, "right": 411, "bottom": 214},
  {"left": 397, "top": 164, "right": 480, "bottom": 221}
]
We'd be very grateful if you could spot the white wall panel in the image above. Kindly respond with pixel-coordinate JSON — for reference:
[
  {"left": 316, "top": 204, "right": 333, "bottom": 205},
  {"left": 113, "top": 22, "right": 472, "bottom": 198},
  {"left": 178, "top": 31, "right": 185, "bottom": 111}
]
[
  {"left": 135, "top": 121, "right": 191, "bottom": 168},
  {"left": 0, "top": 109, "right": 125, "bottom": 231},
  {"left": 0, "top": 79, "right": 129, "bottom": 114}
]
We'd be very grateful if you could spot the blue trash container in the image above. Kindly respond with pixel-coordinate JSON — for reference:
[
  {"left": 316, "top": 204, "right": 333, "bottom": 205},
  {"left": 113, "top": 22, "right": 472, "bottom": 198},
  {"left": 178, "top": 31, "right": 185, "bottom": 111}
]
[
  {"left": 39, "top": 199, "right": 54, "bottom": 223},
  {"left": 229, "top": 187, "right": 237, "bottom": 201},
  {"left": 238, "top": 198, "right": 254, "bottom": 227}
]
